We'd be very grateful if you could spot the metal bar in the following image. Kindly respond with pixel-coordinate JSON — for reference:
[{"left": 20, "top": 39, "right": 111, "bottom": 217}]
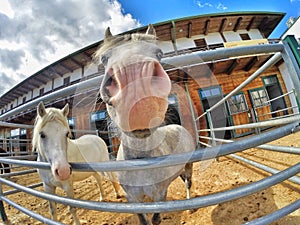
[
  {"left": 184, "top": 82, "right": 199, "bottom": 145},
  {"left": 0, "top": 169, "right": 37, "bottom": 178},
  {"left": 265, "top": 90, "right": 294, "bottom": 104},
  {"left": 257, "top": 144, "right": 300, "bottom": 155},
  {"left": 0, "top": 122, "right": 33, "bottom": 129},
  {"left": 0, "top": 196, "right": 64, "bottom": 225},
  {"left": 230, "top": 154, "right": 300, "bottom": 185},
  {"left": 198, "top": 114, "right": 300, "bottom": 132},
  {"left": 3, "top": 182, "right": 43, "bottom": 197},
  {"left": 0, "top": 44, "right": 284, "bottom": 122},
  {"left": 163, "top": 43, "right": 284, "bottom": 68},
  {"left": 0, "top": 161, "right": 299, "bottom": 214},
  {"left": 0, "top": 75, "right": 104, "bottom": 121},
  {"left": 245, "top": 198, "right": 300, "bottom": 225},
  {"left": 200, "top": 134, "right": 300, "bottom": 155},
  {"left": 0, "top": 122, "right": 298, "bottom": 172},
  {"left": 196, "top": 52, "right": 282, "bottom": 121}
]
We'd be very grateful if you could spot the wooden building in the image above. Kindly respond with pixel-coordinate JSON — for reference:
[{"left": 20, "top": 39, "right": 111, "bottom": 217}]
[{"left": 0, "top": 12, "right": 299, "bottom": 153}]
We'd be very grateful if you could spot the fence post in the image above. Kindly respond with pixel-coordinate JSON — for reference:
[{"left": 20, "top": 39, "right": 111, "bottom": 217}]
[
  {"left": 0, "top": 181, "right": 8, "bottom": 222},
  {"left": 206, "top": 111, "right": 216, "bottom": 146}
]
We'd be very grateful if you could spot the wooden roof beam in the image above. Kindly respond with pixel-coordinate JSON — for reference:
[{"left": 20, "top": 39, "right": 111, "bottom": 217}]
[
  {"left": 233, "top": 17, "right": 243, "bottom": 32},
  {"left": 34, "top": 77, "right": 48, "bottom": 85},
  {"left": 258, "top": 16, "right": 269, "bottom": 31},
  {"left": 247, "top": 16, "right": 256, "bottom": 31},
  {"left": 219, "top": 18, "right": 227, "bottom": 33},
  {"left": 244, "top": 56, "right": 258, "bottom": 71},
  {"left": 227, "top": 59, "right": 239, "bottom": 75},
  {"left": 204, "top": 19, "right": 210, "bottom": 35},
  {"left": 187, "top": 22, "right": 192, "bottom": 38},
  {"left": 58, "top": 63, "right": 73, "bottom": 74},
  {"left": 70, "top": 57, "right": 84, "bottom": 67}
]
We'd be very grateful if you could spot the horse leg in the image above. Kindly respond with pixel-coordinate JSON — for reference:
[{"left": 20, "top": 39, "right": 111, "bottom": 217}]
[
  {"left": 62, "top": 182, "right": 80, "bottom": 225},
  {"left": 151, "top": 186, "right": 168, "bottom": 225},
  {"left": 93, "top": 173, "right": 105, "bottom": 201},
  {"left": 3, "top": 163, "right": 10, "bottom": 174},
  {"left": 122, "top": 185, "right": 151, "bottom": 225},
  {"left": 107, "top": 172, "right": 122, "bottom": 198},
  {"left": 43, "top": 183, "right": 57, "bottom": 221},
  {"left": 180, "top": 163, "right": 193, "bottom": 199}
]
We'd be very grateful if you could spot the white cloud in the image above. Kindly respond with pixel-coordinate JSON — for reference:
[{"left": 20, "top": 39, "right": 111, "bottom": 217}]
[
  {"left": 195, "top": 1, "right": 213, "bottom": 8},
  {"left": 216, "top": 2, "right": 228, "bottom": 10},
  {"left": 0, "top": 0, "right": 141, "bottom": 96}
]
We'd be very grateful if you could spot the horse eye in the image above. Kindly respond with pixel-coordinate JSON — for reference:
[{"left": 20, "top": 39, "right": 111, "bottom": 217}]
[
  {"left": 101, "top": 55, "right": 108, "bottom": 65},
  {"left": 40, "top": 132, "right": 46, "bottom": 139}
]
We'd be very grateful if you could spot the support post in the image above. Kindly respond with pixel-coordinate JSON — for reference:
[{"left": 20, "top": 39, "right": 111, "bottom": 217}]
[{"left": 0, "top": 182, "right": 8, "bottom": 222}]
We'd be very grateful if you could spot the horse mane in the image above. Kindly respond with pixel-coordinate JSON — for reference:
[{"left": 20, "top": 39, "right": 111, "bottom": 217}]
[
  {"left": 94, "top": 32, "right": 157, "bottom": 62},
  {"left": 32, "top": 107, "right": 71, "bottom": 152}
]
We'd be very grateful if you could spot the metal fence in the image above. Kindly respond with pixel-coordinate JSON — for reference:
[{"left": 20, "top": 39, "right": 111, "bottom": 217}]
[{"left": 0, "top": 42, "right": 299, "bottom": 225}]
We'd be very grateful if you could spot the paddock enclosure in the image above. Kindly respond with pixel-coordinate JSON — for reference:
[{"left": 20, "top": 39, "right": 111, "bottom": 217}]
[{"left": 0, "top": 12, "right": 300, "bottom": 224}]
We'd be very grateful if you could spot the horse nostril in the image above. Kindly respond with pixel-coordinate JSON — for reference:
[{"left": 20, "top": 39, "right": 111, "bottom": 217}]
[
  {"left": 55, "top": 169, "right": 59, "bottom": 177},
  {"left": 69, "top": 166, "right": 72, "bottom": 175}
]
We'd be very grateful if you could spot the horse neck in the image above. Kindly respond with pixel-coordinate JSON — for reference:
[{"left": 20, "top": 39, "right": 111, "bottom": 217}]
[{"left": 119, "top": 128, "right": 168, "bottom": 159}]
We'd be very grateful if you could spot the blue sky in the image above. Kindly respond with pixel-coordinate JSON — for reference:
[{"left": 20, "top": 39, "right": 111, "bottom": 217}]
[
  {"left": 118, "top": 0, "right": 300, "bottom": 37},
  {"left": 0, "top": 0, "right": 300, "bottom": 96}
]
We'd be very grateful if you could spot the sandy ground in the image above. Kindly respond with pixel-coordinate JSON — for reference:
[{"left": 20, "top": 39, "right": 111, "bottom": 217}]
[{"left": 1, "top": 131, "right": 300, "bottom": 225}]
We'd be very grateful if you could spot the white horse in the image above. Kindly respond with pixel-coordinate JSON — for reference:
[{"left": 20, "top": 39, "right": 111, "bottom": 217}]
[
  {"left": 95, "top": 25, "right": 195, "bottom": 225},
  {"left": 32, "top": 102, "right": 122, "bottom": 225}
]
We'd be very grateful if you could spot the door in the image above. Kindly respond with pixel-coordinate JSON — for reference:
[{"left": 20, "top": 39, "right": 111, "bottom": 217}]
[
  {"left": 263, "top": 76, "right": 287, "bottom": 117},
  {"left": 199, "top": 86, "right": 231, "bottom": 139}
]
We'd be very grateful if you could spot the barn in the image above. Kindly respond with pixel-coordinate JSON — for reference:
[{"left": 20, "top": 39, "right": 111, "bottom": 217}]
[
  {"left": 0, "top": 11, "right": 300, "bottom": 224},
  {"left": 1, "top": 11, "right": 299, "bottom": 154}
]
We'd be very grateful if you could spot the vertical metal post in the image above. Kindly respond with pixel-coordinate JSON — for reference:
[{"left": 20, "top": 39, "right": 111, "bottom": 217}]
[
  {"left": 0, "top": 182, "right": 8, "bottom": 222},
  {"left": 206, "top": 111, "right": 216, "bottom": 146},
  {"left": 282, "top": 41, "right": 300, "bottom": 113},
  {"left": 184, "top": 82, "right": 199, "bottom": 146}
]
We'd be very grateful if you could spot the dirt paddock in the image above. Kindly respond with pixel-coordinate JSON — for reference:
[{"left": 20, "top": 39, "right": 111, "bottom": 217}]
[{"left": 1, "top": 131, "right": 300, "bottom": 225}]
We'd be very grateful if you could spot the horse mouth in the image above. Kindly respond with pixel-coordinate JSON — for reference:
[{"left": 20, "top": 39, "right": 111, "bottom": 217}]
[{"left": 125, "top": 129, "right": 153, "bottom": 138}]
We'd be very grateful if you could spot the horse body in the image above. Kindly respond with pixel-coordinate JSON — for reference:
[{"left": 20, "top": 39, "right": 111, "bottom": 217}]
[
  {"left": 34, "top": 102, "right": 121, "bottom": 225},
  {"left": 96, "top": 25, "right": 195, "bottom": 225}
]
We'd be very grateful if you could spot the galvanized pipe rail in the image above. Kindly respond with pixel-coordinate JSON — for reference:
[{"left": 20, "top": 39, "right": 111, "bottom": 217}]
[
  {"left": 0, "top": 122, "right": 298, "bottom": 173},
  {"left": 1, "top": 160, "right": 299, "bottom": 215},
  {"left": 0, "top": 44, "right": 284, "bottom": 121}
]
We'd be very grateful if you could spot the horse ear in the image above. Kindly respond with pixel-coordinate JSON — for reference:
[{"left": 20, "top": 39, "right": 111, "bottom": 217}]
[
  {"left": 146, "top": 24, "right": 156, "bottom": 36},
  {"left": 37, "top": 102, "right": 46, "bottom": 117},
  {"left": 104, "top": 27, "right": 113, "bottom": 40},
  {"left": 62, "top": 103, "right": 69, "bottom": 117}
]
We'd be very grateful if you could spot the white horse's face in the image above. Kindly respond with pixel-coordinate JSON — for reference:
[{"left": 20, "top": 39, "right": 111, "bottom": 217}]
[
  {"left": 36, "top": 102, "right": 71, "bottom": 181},
  {"left": 99, "top": 26, "right": 171, "bottom": 133}
]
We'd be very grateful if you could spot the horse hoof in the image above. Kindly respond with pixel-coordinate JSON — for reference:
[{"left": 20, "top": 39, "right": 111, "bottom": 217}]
[{"left": 152, "top": 214, "right": 161, "bottom": 225}]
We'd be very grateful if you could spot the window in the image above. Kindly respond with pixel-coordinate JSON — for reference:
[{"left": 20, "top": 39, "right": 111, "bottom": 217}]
[
  {"left": 263, "top": 76, "right": 278, "bottom": 86},
  {"left": 249, "top": 89, "right": 270, "bottom": 108},
  {"left": 194, "top": 38, "right": 207, "bottom": 49},
  {"left": 68, "top": 117, "right": 76, "bottom": 127},
  {"left": 227, "top": 93, "right": 248, "bottom": 114},
  {"left": 64, "top": 77, "right": 70, "bottom": 86},
  {"left": 199, "top": 86, "right": 222, "bottom": 99},
  {"left": 240, "top": 33, "right": 250, "bottom": 40},
  {"left": 39, "top": 88, "right": 44, "bottom": 96},
  {"left": 90, "top": 111, "right": 107, "bottom": 122},
  {"left": 23, "top": 97, "right": 26, "bottom": 103}
]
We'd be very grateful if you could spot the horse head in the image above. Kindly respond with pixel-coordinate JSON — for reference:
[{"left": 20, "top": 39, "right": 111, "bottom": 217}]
[
  {"left": 34, "top": 102, "right": 72, "bottom": 181},
  {"left": 96, "top": 25, "right": 171, "bottom": 134}
]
